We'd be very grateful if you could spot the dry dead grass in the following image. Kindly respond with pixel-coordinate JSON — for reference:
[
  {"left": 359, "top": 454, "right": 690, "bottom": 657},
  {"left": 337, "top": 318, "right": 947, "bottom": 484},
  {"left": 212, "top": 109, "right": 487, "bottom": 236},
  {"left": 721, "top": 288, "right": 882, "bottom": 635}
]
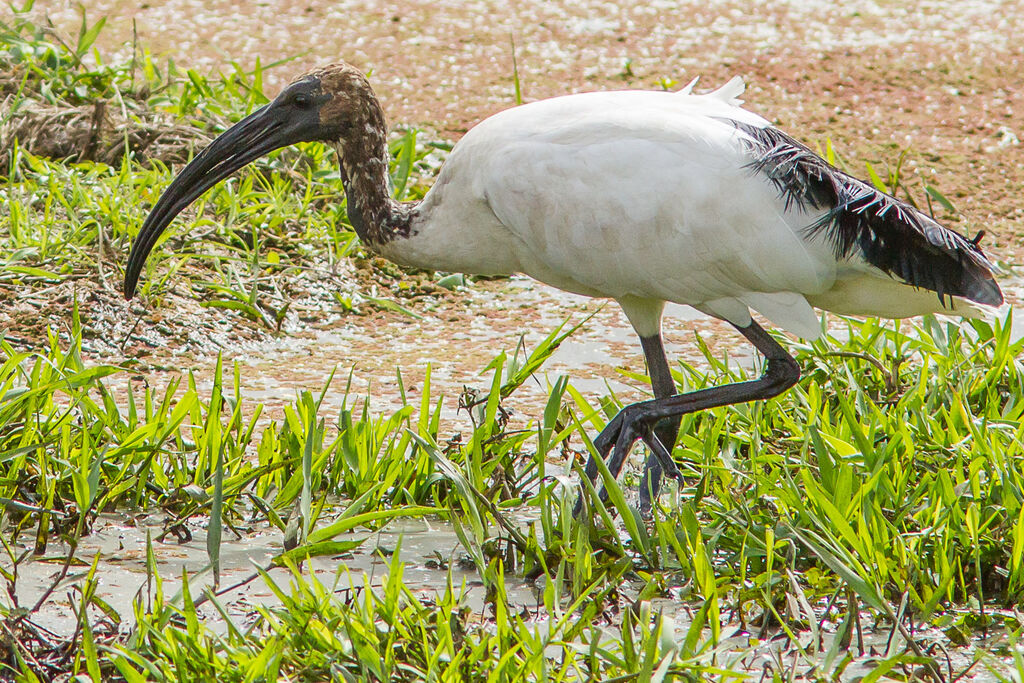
[
  {"left": 0, "top": 95, "right": 205, "bottom": 167},
  {"left": 0, "top": 64, "right": 208, "bottom": 169}
]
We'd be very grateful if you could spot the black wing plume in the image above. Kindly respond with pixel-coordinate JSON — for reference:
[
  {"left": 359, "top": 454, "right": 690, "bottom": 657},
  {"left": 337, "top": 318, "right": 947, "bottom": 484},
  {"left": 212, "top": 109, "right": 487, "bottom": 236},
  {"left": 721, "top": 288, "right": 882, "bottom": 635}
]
[{"left": 723, "top": 120, "right": 1003, "bottom": 308}]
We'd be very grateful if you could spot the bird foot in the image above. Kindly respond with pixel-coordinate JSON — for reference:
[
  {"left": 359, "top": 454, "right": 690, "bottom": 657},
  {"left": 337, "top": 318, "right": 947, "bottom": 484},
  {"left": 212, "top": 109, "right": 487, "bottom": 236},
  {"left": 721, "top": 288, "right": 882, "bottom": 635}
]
[{"left": 577, "top": 404, "right": 683, "bottom": 515}]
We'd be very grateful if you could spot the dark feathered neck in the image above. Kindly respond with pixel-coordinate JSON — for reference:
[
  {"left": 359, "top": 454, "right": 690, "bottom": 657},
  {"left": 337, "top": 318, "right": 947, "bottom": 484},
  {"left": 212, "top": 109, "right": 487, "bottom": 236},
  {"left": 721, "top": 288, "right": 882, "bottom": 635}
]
[{"left": 334, "top": 108, "right": 416, "bottom": 246}]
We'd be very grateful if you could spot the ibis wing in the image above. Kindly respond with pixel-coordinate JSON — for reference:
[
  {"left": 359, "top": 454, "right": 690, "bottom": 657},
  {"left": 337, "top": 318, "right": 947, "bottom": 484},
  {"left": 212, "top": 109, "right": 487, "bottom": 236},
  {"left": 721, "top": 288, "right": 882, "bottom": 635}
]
[{"left": 470, "top": 95, "right": 835, "bottom": 336}]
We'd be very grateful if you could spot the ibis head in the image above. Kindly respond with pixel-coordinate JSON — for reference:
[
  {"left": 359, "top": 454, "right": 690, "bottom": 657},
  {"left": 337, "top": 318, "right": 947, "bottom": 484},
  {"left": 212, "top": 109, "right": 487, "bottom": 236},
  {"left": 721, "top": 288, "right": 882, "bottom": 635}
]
[{"left": 123, "top": 64, "right": 382, "bottom": 299}]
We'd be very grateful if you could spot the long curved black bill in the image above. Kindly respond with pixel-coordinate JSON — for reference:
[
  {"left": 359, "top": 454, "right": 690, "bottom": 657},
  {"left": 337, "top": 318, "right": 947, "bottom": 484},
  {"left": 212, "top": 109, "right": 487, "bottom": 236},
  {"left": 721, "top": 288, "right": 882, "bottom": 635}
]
[{"left": 124, "top": 103, "right": 308, "bottom": 299}]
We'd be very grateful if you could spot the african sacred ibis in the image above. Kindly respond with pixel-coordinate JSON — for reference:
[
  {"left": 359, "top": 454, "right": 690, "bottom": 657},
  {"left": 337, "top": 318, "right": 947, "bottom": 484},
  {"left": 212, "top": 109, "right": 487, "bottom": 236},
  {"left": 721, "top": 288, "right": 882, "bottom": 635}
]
[{"left": 124, "top": 63, "right": 1003, "bottom": 514}]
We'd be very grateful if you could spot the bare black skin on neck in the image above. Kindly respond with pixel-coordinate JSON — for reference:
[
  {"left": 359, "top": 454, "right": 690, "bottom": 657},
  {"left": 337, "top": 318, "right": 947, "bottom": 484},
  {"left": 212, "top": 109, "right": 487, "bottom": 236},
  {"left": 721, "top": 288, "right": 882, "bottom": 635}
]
[
  {"left": 315, "top": 64, "right": 417, "bottom": 246},
  {"left": 337, "top": 155, "right": 417, "bottom": 247}
]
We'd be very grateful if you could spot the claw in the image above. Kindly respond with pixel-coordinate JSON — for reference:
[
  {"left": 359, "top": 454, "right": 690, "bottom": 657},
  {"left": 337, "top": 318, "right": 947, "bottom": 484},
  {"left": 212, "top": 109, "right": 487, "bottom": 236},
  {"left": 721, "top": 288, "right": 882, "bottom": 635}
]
[
  {"left": 604, "top": 411, "right": 640, "bottom": 483},
  {"left": 592, "top": 411, "right": 623, "bottom": 456},
  {"left": 641, "top": 428, "right": 684, "bottom": 483}
]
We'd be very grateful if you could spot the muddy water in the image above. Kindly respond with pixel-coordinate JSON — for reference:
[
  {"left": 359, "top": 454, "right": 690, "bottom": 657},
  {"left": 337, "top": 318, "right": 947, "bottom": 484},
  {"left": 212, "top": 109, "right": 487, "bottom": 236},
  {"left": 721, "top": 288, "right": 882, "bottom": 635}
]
[
  {"left": 16, "top": 513, "right": 542, "bottom": 637},
  {"left": 111, "top": 274, "right": 754, "bottom": 428},
  {"left": 112, "top": 272, "right": 1019, "bottom": 434}
]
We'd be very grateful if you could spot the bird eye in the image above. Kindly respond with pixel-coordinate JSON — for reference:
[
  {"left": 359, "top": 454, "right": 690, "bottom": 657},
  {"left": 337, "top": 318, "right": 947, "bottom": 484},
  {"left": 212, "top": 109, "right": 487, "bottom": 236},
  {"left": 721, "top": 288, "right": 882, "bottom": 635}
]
[{"left": 293, "top": 92, "right": 312, "bottom": 108}]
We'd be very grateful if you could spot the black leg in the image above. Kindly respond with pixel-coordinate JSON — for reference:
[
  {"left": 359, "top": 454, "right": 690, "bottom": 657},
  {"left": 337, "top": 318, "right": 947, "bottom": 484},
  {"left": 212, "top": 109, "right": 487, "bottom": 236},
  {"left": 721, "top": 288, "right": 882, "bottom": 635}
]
[
  {"left": 637, "top": 333, "right": 680, "bottom": 514},
  {"left": 575, "top": 320, "right": 799, "bottom": 516}
]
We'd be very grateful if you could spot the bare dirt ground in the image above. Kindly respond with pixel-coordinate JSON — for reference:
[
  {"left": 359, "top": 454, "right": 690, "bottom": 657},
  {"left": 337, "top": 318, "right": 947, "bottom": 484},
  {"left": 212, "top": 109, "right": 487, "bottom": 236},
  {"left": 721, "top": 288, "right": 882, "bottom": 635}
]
[{"left": 5, "top": 0, "right": 1024, "bottom": 417}]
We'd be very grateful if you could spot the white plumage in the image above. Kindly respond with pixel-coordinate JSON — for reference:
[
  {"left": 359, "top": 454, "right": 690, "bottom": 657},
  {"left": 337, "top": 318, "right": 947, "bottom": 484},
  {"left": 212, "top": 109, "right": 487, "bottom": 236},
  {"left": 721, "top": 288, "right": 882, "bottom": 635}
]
[{"left": 384, "top": 78, "right": 986, "bottom": 340}]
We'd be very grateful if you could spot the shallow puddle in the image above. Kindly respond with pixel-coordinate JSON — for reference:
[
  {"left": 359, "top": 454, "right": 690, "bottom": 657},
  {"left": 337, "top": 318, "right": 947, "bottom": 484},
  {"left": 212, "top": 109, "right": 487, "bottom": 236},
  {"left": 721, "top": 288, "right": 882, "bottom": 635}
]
[
  {"left": 104, "top": 275, "right": 759, "bottom": 431},
  {"left": 12, "top": 512, "right": 542, "bottom": 638},
  {"left": 104, "top": 268, "right": 1020, "bottom": 440},
  {"left": 14, "top": 509, "right": 1014, "bottom": 681}
]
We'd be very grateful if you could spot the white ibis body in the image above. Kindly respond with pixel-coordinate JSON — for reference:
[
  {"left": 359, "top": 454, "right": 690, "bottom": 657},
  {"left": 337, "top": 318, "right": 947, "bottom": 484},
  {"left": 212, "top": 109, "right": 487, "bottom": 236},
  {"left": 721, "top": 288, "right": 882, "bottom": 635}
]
[{"left": 124, "top": 63, "right": 1003, "bottom": 513}]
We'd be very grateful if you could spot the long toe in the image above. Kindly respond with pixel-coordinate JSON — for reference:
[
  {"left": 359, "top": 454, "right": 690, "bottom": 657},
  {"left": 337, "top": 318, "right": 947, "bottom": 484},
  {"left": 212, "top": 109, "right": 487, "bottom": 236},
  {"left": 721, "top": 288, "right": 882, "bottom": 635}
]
[
  {"left": 638, "top": 461, "right": 662, "bottom": 516},
  {"left": 574, "top": 414, "right": 627, "bottom": 517},
  {"left": 639, "top": 432, "right": 687, "bottom": 515}
]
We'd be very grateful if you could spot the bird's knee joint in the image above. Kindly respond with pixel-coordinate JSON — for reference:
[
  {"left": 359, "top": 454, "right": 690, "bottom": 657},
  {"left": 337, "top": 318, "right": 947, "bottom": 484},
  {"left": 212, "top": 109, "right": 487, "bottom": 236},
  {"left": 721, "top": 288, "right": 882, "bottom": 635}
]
[{"left": 763, "top": 355, "right": 800, "bottom": 389}]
